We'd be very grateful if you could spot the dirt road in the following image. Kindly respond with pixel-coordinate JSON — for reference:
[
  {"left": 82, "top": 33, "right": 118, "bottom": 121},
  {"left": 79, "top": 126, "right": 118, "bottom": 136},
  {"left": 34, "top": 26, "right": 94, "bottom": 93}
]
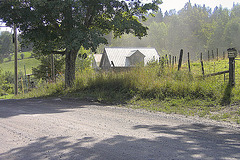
[{"left": 0, "top": 98, "right": 240, "bottom": 160}]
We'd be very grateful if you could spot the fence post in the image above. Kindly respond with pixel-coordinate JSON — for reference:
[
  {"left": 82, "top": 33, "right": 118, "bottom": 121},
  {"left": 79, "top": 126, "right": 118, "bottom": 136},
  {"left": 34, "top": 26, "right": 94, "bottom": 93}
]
[
  {"left": 178, "top": 49, "right": 183, "bottom": 71},
  {"left": 208, "top": 50, "right": 210, "bottom": 61},
  {"left": 188, "top": 52, "right": 191, "bottom": 72},
  {"left": 217, "top": 48, "right": 218, "bottom": 61},
  {"left": 169, "top": 55, "right": 171, "bottom": 66},
  {"left": 201, "top": 60, "right": 205, "bottom": 77},
  {"left": 165, "top": 54, "right": 168, "bottom": 65},
  {"left": 227, "top": 48, "right": 237, "bottom": 86},
  {"left": 212, "top": 50, "right": 214, "bottom": 60},
  {"left": 172, "top": 56, "right": 174, "bottom": 66},
  {"left": 200, "top": 52, "right": 204, "bottom": 77}
]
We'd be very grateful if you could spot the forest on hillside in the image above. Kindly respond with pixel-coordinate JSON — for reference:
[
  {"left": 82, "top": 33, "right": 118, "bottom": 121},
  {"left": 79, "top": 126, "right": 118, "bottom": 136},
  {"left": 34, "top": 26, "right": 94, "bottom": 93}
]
[{"left": 102, "top": 2, "right": 240, "bottom": 61}]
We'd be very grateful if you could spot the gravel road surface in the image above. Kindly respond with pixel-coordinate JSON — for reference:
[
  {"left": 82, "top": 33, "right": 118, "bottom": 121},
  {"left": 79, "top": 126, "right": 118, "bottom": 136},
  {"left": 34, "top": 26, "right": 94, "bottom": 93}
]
[{"left": 0, "top": 98, "right": 240, "bottom": 160}]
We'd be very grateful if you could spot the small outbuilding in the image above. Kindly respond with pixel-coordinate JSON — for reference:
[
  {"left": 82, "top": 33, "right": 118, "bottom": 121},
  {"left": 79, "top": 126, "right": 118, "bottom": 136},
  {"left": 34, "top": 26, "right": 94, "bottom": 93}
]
[
  {"left": 99, "top": 47, "right": 160, "bottom": 70},
  {"left": 92, "top": 54, "right": 103, "bottom": 70}
]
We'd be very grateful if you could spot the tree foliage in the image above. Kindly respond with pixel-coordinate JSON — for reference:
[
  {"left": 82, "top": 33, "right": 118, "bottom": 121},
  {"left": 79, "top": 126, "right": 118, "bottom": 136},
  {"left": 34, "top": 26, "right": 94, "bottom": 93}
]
[
  {"left": 0, "top": 0, "right": 161, "bottom": 87},
  {"left": 106, "top": 2, "right": 240, "bottom": 60},
  {"left": 0, "top": 31, "right": 14, "bottom": 63}
]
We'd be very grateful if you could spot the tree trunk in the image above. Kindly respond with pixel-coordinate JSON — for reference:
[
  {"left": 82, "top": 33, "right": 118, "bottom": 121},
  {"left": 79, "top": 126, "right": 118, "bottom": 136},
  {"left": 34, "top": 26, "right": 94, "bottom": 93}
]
[{"left": 65, "top": 50, "right": 78, "bottom": 88}]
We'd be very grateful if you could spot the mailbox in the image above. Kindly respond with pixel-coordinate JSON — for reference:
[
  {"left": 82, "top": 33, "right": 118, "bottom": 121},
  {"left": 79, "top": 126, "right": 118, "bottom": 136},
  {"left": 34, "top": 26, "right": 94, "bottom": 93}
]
[{"left": 227, "top": 48, "right": 237, "bottom": 58}]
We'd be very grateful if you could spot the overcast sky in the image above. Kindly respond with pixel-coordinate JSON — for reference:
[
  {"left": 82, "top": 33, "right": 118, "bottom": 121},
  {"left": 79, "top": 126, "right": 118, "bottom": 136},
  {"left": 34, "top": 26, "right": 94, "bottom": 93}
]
[{"left": 158, "top": 0, "right": 240, "bottom": 12}]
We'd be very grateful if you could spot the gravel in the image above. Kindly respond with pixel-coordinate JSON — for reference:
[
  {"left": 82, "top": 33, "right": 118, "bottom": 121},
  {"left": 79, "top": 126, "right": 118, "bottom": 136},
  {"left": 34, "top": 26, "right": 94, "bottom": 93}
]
[{"left": 0, "top": 98, "right": 239, "bottom": 160}]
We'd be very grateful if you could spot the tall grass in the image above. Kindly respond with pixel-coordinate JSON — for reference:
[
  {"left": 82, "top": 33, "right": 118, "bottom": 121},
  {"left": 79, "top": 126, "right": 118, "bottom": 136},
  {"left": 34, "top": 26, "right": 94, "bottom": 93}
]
[
  {"left": 16, "top": 60, "right": 240, "bottom": 123},
  {"left": 19, "top": 61, "right": 240, "bottom": 105}
]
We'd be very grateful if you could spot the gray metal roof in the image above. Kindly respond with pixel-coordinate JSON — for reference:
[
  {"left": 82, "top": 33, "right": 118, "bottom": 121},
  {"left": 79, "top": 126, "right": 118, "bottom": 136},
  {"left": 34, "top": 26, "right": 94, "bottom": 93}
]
[{"left": 104, "top": 47, "right": 160, "bottom": 67}]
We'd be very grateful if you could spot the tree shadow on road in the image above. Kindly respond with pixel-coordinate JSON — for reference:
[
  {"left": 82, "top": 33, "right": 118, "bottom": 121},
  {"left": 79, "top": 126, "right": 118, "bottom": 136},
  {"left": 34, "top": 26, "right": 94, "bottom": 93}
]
[
  {"left": 1, "top": 123, "right": 239, "bottom": 160},
  {"left": 0, "top": 98, "right": 103, "bottom": 118}
]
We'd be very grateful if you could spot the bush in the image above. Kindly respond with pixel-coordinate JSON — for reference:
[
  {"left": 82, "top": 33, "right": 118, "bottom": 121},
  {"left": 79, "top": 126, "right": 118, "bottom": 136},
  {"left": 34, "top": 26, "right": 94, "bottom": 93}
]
[
  {"left": 0, "top": 69, "right": 14, "bottom": 95},
  {"left": 20, "top": 53, "right": 25, "bottom": 59}
]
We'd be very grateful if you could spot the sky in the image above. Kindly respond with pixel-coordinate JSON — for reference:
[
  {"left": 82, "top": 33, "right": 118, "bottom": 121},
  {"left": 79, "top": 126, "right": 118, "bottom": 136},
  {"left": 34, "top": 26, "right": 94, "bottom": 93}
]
[
  {"left": 1, "top": 0, "right": 240, "bottom": 32},
  {"left": 157, "top": 0, "right": 240, "bottom": 12}
]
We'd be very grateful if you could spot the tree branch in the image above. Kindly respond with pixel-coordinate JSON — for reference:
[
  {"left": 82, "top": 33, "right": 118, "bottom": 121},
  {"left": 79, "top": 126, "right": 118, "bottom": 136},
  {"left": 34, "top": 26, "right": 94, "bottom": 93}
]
[{"left": 52, "top": 50, "right": 65, "bottom": 55}]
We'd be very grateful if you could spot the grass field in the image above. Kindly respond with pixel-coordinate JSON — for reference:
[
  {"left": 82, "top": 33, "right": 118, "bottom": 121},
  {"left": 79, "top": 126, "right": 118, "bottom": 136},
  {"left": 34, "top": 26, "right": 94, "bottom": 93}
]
[{"left": 0, "top": 52, "right": 40, "bottom": 74}]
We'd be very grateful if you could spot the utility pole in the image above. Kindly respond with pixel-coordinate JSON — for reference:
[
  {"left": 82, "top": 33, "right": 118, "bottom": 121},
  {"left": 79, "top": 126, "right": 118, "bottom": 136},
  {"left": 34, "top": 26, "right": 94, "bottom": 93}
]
[{"left": 14, "top": 24, "right": 18, "bottom": 95}]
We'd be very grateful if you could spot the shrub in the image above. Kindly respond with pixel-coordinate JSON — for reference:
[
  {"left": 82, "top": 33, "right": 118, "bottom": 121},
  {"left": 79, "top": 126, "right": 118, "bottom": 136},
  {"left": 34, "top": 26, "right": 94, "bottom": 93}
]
[{"left": 20, "top": 53, "right": 24, "bottom": 59}]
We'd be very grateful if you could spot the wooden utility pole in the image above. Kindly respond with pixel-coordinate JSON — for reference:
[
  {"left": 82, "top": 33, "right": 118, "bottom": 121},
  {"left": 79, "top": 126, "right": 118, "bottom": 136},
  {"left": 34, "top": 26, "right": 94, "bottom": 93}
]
[{"left": 14, "top": 24, "right": 18, "bottom": 95}]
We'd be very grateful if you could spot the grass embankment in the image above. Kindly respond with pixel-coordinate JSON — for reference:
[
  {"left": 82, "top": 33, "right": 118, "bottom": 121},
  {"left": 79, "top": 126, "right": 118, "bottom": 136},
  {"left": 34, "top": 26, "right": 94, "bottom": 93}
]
[{"left": 16, "top": 58, "right": 240, "bottom": 123}]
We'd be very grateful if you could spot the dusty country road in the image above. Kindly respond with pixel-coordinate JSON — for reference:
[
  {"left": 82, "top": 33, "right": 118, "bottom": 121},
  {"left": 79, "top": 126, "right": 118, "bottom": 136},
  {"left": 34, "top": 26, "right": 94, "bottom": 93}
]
[{"left": 0, "top": 98, "right": 240, "bottom": 160}]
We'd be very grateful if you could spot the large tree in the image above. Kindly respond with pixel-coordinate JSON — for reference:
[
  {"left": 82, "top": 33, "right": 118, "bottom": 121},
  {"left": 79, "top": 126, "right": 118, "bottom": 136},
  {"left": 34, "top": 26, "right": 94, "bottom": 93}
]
[{"left": 0, "top": 0, "right": 161, "bottom": 87}]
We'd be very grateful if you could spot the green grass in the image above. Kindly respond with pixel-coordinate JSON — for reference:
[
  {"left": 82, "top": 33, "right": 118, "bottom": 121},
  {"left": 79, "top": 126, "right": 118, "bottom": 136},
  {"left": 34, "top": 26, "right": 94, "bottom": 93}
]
[
  {"left": 12, "top": 58, "right": 240, "bottom": 123},
  {"left": 0, "top": 56, "right": 40, "bottom": 74},
  {"left": 3, "top": 51, "right": 33, "bottom": 62},
  {"left": 0, "top": 94, "right": 14, "bottom": 99}
]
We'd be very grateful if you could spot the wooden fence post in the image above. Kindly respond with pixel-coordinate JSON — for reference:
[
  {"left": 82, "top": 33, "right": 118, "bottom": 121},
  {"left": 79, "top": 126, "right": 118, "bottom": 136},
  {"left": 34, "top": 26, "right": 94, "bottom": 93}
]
[
  {"left": 200, "top": 52, "right": 204, "bottom": 77},
  {"left": 227, "top": 48, "right": 237, "bottom": 86},
  {"left": 217, "top": 48, "right": 218, "bottom": 61},
  {"left": 165, "top": 54, "right": 168, "bottom": 65},
  {"left": 169, "top": 55, "right": 171, "bottom": 66},
  {"left": 178, "top": 49, "right": 183, "bottom": 71},
  {"left": 208, "top": 50, "right": 210, "bottom": 61},
  {"left": 229, "top": 57, "right": 235, "bottom": 86},
  {"left": 212, "top": 50, "right": 214, "bottom": 59},
  {"left": 172, "top": 56, "right": 174, "bottom": 66},
  {"left": 201, "top": 60, "right": 205, "bottom": 77},
  {"left": 188, "top": 52, "right": 191, "bottom": 72}
]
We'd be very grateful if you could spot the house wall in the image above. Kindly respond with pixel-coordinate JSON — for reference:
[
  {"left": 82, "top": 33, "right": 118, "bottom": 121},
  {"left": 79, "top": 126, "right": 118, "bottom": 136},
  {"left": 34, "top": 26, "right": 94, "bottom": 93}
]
[
  {"left": 99, "top": 53, "right": 111, "bottom": 70},
  {"left": 126, "top": 57, "right": 130, "bottom": 66},
  {"left": 129, "top": 51, "right": 145, "bottom": 66},
  {"left": 130, "top": 54, "right": 145, "bottom": 66}
]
